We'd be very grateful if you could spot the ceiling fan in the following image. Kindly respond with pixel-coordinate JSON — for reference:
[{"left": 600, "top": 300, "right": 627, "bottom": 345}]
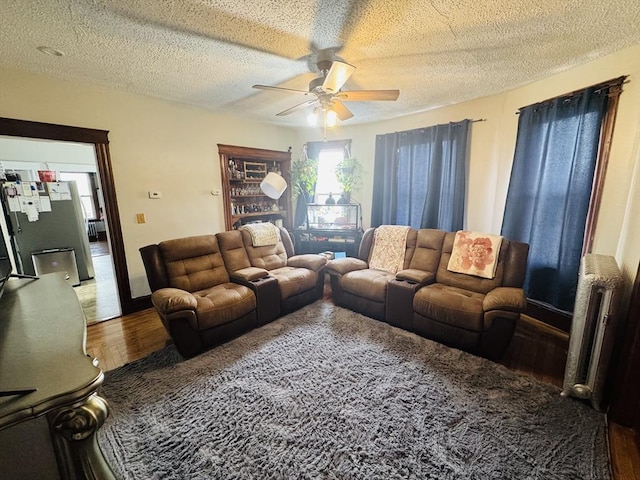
[{"left": 252, "top": 52, "right": 400, "bottom": 125}]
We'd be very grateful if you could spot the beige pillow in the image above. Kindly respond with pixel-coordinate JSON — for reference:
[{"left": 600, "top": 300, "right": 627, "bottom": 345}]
[{"left": 447, "top": 231, "right": 502, "bottom": 279}]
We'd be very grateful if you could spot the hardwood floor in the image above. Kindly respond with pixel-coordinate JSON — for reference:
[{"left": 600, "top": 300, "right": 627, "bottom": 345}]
[
  {"left": 74, "top": 240, "right": 121, "bottom": 324},
  {"left": 86, "top": 298, "right": 639, "bottom": 479},
  {"left": 87, "top": 308, "right": 170, "bottom": 371}
]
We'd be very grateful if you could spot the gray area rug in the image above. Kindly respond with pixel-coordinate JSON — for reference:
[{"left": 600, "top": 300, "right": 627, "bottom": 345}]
[{"left": 98, "top": 302, "right": 611, "bottom": 479}]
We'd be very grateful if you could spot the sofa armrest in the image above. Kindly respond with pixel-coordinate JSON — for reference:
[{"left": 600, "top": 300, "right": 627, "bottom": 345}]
[
  {"left": 326, "top": 257, "right": 368, "bottom": 276},
  {"left": 287, "top": 254, "right": 327, "bottom": 271},
  {"left": 151, "top": 288, "right": 198, "bottom": 314},
  {"left": 483, "top": 287, "right": 527, "bottom": 312},
  {"left": 231, "top": 267, "right": 270, "bottom": 282},
  {"left": 247, "top": 275, "right": 281, "bottom": 325},
  {"left": 396, "top": 269, "right": 435, "bottom": 285}
]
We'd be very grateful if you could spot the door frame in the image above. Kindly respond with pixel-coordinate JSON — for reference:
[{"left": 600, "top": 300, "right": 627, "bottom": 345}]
[
  {"left": 609, "top": 261, "right": 640, "bottom": 432},
  {"left": 0, "top": 117, "right": 140, "bottom": 314}
]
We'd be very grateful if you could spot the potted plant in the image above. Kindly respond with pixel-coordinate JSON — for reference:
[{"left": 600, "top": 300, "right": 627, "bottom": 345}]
[
  {"left": 291, "top": 155, "right": 317, "bottom": 202},
  {"left": 291, "top": 154, "right": 318, "bottom": 228},
  {"left": 335, "top": 157, "right": 363, "bottom": 203}
]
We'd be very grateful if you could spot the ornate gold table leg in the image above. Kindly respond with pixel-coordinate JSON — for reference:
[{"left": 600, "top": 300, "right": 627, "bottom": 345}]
[{"left": 48, "top": 394, "right": 115, "bottom": 480}]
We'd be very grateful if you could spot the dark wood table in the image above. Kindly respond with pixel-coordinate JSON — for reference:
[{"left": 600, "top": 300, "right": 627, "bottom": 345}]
[{"left": 0, "top": 273, "right": 115, "bottom": 479}]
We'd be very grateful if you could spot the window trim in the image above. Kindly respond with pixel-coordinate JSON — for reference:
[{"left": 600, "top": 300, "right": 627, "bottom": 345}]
[{"left": 582, "top": 79, "right": 626, "bottom": 254}]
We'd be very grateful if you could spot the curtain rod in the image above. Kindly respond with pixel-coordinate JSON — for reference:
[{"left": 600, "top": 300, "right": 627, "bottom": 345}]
[{"left": 515, "top": 76, "right": 628, "bottom": 114}]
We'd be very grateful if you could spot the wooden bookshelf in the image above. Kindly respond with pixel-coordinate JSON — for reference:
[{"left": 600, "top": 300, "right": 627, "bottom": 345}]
[{"left": 218, "top": 144, "right": 292, "bottom": 230}]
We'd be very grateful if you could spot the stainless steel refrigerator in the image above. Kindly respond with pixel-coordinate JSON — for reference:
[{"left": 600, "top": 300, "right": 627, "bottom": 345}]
[{"left": 0, "top": 180, "right": 94, "bottom": 283}]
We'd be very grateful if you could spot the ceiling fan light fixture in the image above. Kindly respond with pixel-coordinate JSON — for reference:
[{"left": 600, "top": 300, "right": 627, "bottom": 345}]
[
  {"left": 325, "top": 109, "right": 338, "bottom": 128},
  {"left": 307, "top": 109, "right": 319, "bottom": 126},
  {"left": 253, "top": 53, "right": 398, "bottom": 126}
]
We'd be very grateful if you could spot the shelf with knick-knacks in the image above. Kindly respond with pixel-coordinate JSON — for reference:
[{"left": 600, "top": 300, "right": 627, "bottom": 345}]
[{"left": 218, "top": 144, "right": 292, "bottom": 231}]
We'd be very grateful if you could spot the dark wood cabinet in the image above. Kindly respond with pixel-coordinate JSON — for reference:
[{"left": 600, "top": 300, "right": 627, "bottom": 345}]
[
  {"left": 0, "top": 274, "right": 115, "bottom": 479},
  {"left": 218, "top": 144, "right": 292, "bottom": 231}
]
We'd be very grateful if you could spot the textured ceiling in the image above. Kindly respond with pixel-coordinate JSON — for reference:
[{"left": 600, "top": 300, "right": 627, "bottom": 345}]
[{"left": 1, "top": 0, "right": 639, "bottom": 126}]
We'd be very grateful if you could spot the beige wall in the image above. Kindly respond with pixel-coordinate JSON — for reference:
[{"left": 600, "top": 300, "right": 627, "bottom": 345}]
[
  {"left": 0, "top": 68, "right": 298, "bottom": 297},
  {"left": 1, "top": 44, "right": 638, "bottom": 301},
  {"left": 295, "top": 44, "right": 640, "bottom": 299}
]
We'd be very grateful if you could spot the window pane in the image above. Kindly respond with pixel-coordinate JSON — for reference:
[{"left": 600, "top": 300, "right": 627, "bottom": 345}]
[
  {"left": 80, "top": 196, "right": 96, "bottom": 219},
  {"left": 59, "top": 172, "right": 92, "bottom": 196},
  {"left": 59, "top": 172, "right": 97, "bottom": 219},
  {"left": 315, "top": 149, "right": 344, "bottom": 203}
]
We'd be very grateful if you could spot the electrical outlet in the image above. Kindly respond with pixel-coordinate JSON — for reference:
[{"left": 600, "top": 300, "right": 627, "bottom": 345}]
[
  {"left": 136, "top": 213, "right": 146, "bottom": 224},
  {"left": 148, "top": 191, "right": 162, "bottom": 199}
]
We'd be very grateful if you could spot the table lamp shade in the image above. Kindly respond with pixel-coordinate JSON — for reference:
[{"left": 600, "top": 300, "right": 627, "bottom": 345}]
[{"left": 260, "top": 172, "right": 287, "bottom": 199}]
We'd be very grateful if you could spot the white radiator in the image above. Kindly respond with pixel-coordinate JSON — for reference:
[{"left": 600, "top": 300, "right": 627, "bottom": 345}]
[{"left": 562, "top": 254, "right": 622, "bottom": 410}]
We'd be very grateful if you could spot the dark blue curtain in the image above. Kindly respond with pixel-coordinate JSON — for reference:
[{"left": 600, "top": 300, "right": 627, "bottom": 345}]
[
  {"left": 501, "top": 88, "right": 608, "bottom": 312},
  {"left": 371, "top": 120, "right": 470, "bottom": 230},
  {"left": 371, "top": 133, "right": 400, "bottom": 226}
]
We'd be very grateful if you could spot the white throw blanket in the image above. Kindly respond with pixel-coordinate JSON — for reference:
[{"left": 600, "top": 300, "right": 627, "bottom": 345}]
[
  {"left": 242, "top": 223, "right": 279, "bottom": 247},
  {"left": 368, "top": 225, "right": 411, "bottom": 274}
]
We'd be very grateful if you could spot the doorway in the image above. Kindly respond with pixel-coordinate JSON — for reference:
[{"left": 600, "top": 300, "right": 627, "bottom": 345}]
[
  {"left": 0, "top": 117, "right": 138, "bottom": 317},
  {"left": 0, "top": 138, "right": 121, "bottom": 322}
]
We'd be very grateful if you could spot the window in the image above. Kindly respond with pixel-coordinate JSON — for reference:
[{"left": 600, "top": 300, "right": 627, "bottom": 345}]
[
  {"left": 59, "top": 172, "right": 97, "bottom": 219},
  {"left": 371, "top": 120, "right": 470, "bottom": 230},
  {"left": 501, "top": 77, "right": 625, "bottom": 313},
  {"left": 314, "top": 148, "right": 345, "bottom": 204}
]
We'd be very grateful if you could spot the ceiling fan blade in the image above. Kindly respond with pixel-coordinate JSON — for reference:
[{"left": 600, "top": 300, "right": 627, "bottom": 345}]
[
  {"left": 331, "top": 100, "right": 354, "bottom": 121},
  {"left": 253, "top": 84, "right": 310, "bottom": 95},
  {"left": 276, "top": 99, "right": 318, "bottom": 116},
  {"left": 321, "top": 61, "right": 355, "bottom": 94},
  {"left": 337, "top": 90, "right": 400, "bottom": 101}
]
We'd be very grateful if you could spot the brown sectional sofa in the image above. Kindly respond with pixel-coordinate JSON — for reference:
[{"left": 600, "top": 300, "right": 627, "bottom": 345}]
[
  {"left": 327, "top": 227, "right": 529, "bottom": 360},
  {"left": 140, "top": 227, "right": 326, "bottom": 358}
]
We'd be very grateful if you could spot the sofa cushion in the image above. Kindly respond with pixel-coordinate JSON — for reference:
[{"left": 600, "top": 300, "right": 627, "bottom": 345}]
[
  {"left": 447, "top": 231, "right": 502, "bottom": 279},
  {"left": 217, "top": 230, "right": 252, "bottom": 272},
  {"left": 270, "top": 266, "right": 318, "bottom": 300},
  {"left": 408, "top": 229, "right": 446, "bottom": 272},
  {"left": 413, "top": 284, "right": 485, "bottom": 332},
  {"left": 240, "top": 229, "right": 288, "bottom": 270},
  {"left": 193, "top": 283, "right": 255, "bottom": 330},
  {"left": 326, "top": 257, "right": 368, "bottom": 276},
  {"left": 342, "top": 269, "right": 395, "bottom": 302},
  {"left": 159, "top": 235, "right": 230, "bottom": 292}
]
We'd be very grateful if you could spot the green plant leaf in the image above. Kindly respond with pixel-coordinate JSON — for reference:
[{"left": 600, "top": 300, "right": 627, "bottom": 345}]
[
  {"left": 335, "top": 157, "right": 363, "bottom": 193},
  {"left": 291, "top": 156, "right": 318, "bottom": 199}
]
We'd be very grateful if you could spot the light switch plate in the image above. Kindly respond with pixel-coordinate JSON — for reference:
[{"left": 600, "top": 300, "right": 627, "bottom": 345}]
[{"left": 148, "top": 191, "right": 162, "bottom": 199}]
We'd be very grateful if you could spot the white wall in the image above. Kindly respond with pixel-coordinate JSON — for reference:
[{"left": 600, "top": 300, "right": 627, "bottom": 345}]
[
  {"left": 0, "top": 68, "right": 298, "bottom": 297},
  {"left": 293, "top": 44, "right": 640, "bottom": 300}
]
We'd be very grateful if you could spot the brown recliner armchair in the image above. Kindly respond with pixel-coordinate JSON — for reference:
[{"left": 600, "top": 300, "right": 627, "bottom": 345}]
[
  {"left": 227, "top": 226, "right": 327, "bottom": 314},
  {"left": 326, "top": 227, "right": 419, "bottom": 320},
  {"left": 410, "top": 232, "right": 529, "bottom": 360},
  {"left": 140, "top": 234, "right": 275, "bottom": 358}
]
